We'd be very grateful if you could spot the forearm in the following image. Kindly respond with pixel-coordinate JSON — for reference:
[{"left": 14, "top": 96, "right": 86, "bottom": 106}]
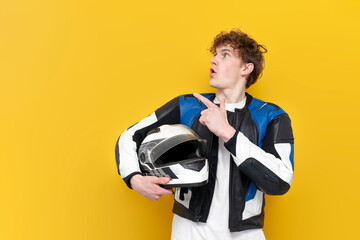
[{"left": 224, "top": 131, "right": 294, "bottom": 195}]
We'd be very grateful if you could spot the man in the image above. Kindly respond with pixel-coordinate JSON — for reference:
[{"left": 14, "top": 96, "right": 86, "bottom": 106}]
[{"left": 115, "top": 29, "right": 294, "bottom": 240}]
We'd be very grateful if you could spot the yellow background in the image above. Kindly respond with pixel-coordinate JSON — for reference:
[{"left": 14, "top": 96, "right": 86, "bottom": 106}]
[{"left": 1, "top": 0, "right": 359, "bottom": 239}]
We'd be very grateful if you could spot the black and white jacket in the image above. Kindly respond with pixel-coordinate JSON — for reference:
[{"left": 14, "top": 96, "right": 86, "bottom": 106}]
[{"left": 115, "top": 93, "right": 294, "bottom": 232}]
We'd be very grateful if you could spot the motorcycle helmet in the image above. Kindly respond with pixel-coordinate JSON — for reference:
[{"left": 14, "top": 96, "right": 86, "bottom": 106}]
[{"left": 138, "top": 124, "right": 208, "bottom": 188}]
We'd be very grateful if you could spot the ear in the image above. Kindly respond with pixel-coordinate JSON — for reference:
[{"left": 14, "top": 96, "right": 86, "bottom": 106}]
[{"left": 241, "top": 63, "right": 254, "bottom": 77}]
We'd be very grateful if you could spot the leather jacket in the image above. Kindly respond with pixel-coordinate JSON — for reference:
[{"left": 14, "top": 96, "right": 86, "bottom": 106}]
[{"left": 115, "top": 93, "right": 294, "bottom": 232}]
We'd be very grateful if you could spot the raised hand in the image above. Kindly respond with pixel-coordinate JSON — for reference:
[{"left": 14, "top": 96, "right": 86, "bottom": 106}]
[{"left": 193, "top": 93, "right": 236, "bottom": 142}]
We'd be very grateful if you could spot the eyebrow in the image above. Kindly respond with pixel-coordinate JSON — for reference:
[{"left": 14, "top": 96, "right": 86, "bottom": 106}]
[
  {"left": 215, "top": 48, "right": 232, "bottom": 55},
  {"left": 220, "top": 49, "right": 231, "bottom": 53}
]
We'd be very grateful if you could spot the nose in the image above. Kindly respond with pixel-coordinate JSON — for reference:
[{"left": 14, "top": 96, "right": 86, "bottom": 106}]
[{"left": 210, "top": 56, "right": 217, "bottom": 65}]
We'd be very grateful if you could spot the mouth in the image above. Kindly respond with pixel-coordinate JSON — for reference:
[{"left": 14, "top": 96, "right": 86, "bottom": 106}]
[{"left": 210, "top": 67, "right": 216, "bottom": 76}]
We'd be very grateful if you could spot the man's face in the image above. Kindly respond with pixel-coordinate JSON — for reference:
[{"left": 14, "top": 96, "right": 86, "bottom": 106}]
[{"left": 209, "top": 45, "right": 245, "bottom": 90}]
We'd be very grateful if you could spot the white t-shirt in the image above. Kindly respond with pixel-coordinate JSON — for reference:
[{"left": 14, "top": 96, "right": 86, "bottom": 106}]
[{"left": 171, "top": 97, "right": 265, "bottom": 240}]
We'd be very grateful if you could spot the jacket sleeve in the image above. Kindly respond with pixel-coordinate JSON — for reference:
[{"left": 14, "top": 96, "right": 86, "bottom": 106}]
[
  {"left": 224, "top": 113, "right": 294, "bottom": 195},
  {"left": 115, "top": 97, "right": 180, "bottom": 189}
]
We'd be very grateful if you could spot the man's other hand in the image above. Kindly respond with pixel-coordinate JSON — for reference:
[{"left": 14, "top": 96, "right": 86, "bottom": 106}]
[{"left": 130, "top": 174, "right": 173, "bottom": 201}]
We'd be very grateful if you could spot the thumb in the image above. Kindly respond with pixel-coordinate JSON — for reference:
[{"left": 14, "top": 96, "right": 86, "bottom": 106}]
[
  {"left": 220, "top": 98, "right": 226, "bottom": 113},
  {"left": 157, "top": 177, "right": 171, "bottom": 184}
]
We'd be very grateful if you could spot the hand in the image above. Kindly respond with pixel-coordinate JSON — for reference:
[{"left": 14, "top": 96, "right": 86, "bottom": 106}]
[
  {"left": 193, "top": 93, "right": 236, "bottom": 142},
  {"left": 130, "top": 174, "right": 173, "bottom": 201}
]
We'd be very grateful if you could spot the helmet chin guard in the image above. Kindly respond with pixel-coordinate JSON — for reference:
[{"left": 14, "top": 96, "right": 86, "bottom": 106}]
[{"left": 138, "top": 124, "right": 209, "bottom": 188}]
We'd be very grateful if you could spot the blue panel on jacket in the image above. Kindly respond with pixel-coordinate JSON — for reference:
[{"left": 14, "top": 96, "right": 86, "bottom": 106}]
[
  {"left": 247, "top": 97, "right": 286, "bottom": 146},
  {"left": 179, "top": 93, "right": 214, "bottom": 127},
  {"left": 290, "top": 143, "right": 294, "bottom": 171},
  {"left": 245, "top": 182, "right": 257, "bottom": 201}
]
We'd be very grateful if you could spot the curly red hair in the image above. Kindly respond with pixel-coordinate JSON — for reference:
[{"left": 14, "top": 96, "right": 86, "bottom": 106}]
[{"left": 210, "top": 29, "right": 267, "bottom": 88}]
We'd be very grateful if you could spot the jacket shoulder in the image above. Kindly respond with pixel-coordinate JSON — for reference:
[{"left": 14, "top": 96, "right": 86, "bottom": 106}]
[
  {"left": 248, "top": 96, "right": 288, "bottom": 122},
  {"left": 247, "top": 96, "right": 290, "bottom": 145}
]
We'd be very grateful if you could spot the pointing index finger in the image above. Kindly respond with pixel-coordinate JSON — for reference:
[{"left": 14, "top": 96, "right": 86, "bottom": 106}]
[{"left": 193, "top": 93, "right": 216, "bottom": 108}]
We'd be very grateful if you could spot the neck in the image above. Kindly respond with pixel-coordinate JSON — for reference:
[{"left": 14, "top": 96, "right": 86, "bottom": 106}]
[{"left": 215, "top": 87, "right": 246, "bottom": 104}]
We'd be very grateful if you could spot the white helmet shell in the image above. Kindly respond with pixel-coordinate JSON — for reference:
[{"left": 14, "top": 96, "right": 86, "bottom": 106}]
[{"left": 138, "top": 124, "right": 208, "bottom": 188}]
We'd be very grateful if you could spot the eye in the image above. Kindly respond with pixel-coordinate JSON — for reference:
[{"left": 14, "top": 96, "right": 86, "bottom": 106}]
[{"left": 223, "top": 53, "right": 229, "bottom": 58}]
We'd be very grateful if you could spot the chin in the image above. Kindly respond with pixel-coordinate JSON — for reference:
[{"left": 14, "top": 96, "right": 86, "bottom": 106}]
[
  {"left": 209, "top": 80, "right": 224, "bottom": 90},
  {"left": 209, "top": 79, "right": 218, "bottom": 88}
]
